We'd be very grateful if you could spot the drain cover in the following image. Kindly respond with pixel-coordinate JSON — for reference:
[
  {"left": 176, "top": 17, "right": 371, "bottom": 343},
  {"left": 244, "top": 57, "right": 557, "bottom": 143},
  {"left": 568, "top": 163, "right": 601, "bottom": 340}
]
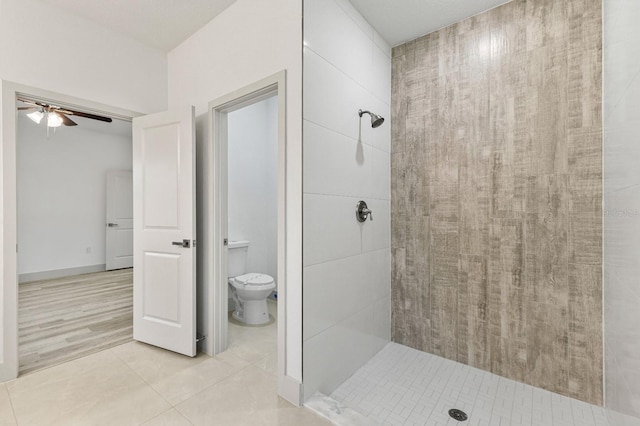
[{"left": 448, "top": 408, "right": 468, "bottom": 421}]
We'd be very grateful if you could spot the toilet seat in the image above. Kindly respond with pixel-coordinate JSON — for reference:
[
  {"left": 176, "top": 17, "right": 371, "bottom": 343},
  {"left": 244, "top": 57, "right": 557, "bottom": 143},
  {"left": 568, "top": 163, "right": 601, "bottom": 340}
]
[{"left": 230, "top": 273, "right": 275, "bottom": 289}]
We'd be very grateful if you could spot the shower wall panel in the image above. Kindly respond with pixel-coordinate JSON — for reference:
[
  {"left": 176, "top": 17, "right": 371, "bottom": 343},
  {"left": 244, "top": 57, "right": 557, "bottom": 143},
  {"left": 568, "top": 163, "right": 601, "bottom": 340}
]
[
  {"left": 302, "top": 0, "right": 392, "bottom": 400},
  {"left": 391, "top": 0, "right": 602, "bottom": 404},
  {"left": 603, "top": 0, "right": 640, "bottom": 418}
]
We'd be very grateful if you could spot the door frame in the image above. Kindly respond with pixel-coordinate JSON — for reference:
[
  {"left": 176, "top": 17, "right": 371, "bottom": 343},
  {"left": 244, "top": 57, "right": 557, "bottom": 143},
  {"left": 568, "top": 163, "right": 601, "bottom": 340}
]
[
  {"left": 207, "top": 71, "right": 300, "bottom": 403},
  {"left": 0, "top": 80, "right": 141, "bottom": 381}
]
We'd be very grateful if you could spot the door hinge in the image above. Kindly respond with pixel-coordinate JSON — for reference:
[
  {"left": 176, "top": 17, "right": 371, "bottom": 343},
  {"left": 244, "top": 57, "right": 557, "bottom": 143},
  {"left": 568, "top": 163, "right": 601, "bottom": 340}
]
[{"left": 196, "top": 335, "right": 206, "bottom": 343}]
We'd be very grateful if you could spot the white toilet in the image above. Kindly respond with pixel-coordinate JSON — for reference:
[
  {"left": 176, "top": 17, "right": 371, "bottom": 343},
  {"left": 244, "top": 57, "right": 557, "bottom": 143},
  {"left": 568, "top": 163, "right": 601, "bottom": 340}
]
[{"left": 228, "top": 240, "right": 276, "bottom": 325}]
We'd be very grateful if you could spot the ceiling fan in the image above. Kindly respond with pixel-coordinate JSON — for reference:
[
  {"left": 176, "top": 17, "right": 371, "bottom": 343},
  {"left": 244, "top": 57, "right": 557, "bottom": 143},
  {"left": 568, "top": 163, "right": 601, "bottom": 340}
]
[{"left": 17, "top": 98, "right": 113, "bottom": 128}]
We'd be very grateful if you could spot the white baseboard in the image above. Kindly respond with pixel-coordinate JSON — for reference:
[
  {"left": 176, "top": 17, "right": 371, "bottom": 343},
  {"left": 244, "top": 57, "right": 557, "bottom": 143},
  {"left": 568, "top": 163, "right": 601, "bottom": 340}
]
[
  {"left": 19, "top": 264, "right": 106, "bottom": 283},
  {"left": 279, "top": 374, "right": 303, "bottom": 406}
]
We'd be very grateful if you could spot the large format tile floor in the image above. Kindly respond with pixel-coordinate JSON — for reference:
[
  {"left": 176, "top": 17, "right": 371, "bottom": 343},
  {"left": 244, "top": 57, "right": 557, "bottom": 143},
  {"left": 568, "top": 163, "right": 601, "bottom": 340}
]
[
  {"left": 1, "top": 301, "right": 328, "bottom": 425},
  {"left": 322, "top": 343, "right": 640, "bottom": 426}
]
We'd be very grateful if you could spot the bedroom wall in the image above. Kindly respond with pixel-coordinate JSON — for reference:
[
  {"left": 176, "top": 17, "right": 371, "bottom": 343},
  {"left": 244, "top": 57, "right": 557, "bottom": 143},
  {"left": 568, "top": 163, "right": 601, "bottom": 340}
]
[{"left": 17, "top": 114, "right": 132, "bottom": 280}]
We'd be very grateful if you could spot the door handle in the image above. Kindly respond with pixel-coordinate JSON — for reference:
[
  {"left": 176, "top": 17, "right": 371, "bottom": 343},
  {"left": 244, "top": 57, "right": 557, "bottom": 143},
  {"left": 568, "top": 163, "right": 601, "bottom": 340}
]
[
  {"left": 172, "top": 239, "right": 191, "bottom": 248},
  {"left": 107, "top": 223, "right": 119, "bottom": 227}
]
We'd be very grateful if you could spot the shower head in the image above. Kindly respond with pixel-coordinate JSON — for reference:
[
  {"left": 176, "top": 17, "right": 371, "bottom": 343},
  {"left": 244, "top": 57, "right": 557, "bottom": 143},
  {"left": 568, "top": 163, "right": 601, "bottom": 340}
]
[{"left": 358, "top": 109, "right": 385, "bottom": 128}]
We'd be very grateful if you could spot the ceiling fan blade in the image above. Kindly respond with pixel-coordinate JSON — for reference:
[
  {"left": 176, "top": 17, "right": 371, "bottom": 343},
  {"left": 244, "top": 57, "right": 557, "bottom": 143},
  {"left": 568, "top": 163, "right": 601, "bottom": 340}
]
[
  {"left": 58, "top": 112, "right": 78, "bottom": 126},
  {"left": 18, "top": 107, "right": 37, "bottom": 110},
  {"left": 17, "top": 99, "right": 40, "bottom": 107},
  {"left": 18, "top": 98, "right": 113, "bottom": 125},
  {"left": 64, "top": 110, "right": 112, "bottom": 123}
]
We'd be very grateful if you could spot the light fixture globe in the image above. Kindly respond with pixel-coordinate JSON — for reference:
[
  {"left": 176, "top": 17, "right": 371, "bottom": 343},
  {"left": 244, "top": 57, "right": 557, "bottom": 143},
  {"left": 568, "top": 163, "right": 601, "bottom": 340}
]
[
  {"left": 27, "top": 110, "right": 44, "bottom": 124},
  {"left": 47, "top": 112, "right": 63, "bottom": 128}
]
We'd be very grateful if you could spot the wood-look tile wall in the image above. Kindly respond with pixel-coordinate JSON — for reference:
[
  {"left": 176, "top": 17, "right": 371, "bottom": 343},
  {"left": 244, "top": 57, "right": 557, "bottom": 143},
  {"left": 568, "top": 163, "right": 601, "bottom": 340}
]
[{"left": 391, "top": 0, "right": 602, "bottom": 404}]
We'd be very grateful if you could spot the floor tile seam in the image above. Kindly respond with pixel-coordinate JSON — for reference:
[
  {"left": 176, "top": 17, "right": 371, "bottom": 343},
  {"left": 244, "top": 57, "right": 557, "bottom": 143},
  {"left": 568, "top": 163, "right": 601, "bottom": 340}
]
[
  {"left": 5, "top": 385, "right": 19, "bottom": 426},
  {"left": 107, "top": 346, "right": 175, "bottom": 411},
  {"left": 144, "top": 408, "right": 194, "bottom": 426},
  {"left": 185, "top": 355, "right": 262, "bottom": 405},
  {"left": 249, "top": 350, "right": 277, "bottom": 377},
  {"left": 173, "top": 358, "right": 259, "bottom": 412}
]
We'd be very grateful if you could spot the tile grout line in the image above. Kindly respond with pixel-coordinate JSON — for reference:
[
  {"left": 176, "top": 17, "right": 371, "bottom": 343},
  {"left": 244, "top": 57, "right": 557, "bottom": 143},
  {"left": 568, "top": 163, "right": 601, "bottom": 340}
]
[
  {"left": 303, "top": 246, "right": 391, "bottom": 269},
  {"left": 5, "top": 384, "right": 20, "bottom": 426},
  {"left": 303, "top": 190, "right": 391, "bottom": 202},
  {"left": 305, "top": 46, "right": 391, "bottom": 108},
  {"left": 172, "top": 356, "right": 258, "bottom": 414},
  {"left": 142, "top": 408, "right": 194, "bottom": 426},
  {"left": 111, "top": 345, "right": 270, "bottom": 426},
  {"left": 303, "top": 117, "right": 391, "bottom": 154},
  {"left": 108, "top": 345, "right": 176, "bottom": 413}
]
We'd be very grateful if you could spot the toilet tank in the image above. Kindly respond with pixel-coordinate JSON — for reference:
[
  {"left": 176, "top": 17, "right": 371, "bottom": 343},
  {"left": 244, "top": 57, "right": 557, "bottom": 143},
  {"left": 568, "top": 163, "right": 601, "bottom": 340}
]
[{"left": 228, "top": 240, "right": 249, "bottom": 277}]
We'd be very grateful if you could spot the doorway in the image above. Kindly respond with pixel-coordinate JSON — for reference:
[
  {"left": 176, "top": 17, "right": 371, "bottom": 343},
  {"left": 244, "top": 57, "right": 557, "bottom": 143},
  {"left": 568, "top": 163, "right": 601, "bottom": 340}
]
[
  {"left": 0, "top": 82, "right": 141, "bottom": 380},
  {"left": 207, "top": 71, "right": 297, "bottom": 401},
  {"left": 16, "top": 94, "right": 134, "bottom": 375},
  {"left": 225, "top": 95, "right": 278, "bottom": 369}
]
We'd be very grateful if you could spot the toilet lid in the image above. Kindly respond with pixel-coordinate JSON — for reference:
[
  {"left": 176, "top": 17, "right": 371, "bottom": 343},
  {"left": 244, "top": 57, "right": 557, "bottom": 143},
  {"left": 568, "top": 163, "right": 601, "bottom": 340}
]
[{"left": 232, "top": 273, "right": 274, "bottom": 286}]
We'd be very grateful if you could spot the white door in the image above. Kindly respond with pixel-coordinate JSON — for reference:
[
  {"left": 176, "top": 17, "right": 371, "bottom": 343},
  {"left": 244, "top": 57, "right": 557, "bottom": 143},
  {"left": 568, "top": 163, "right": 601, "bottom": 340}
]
[
  {"left": 132, "top": 107, "right": 196, "bottom": 357},
  {"left": 105, "top": 170, "right": 133, "bottom": 270}
]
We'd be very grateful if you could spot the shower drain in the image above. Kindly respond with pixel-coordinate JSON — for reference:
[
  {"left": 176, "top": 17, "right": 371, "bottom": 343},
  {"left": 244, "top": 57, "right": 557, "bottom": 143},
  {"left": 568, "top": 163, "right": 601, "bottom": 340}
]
[{"left": 448, "top": 408, "right": 468, "bottom": 422}]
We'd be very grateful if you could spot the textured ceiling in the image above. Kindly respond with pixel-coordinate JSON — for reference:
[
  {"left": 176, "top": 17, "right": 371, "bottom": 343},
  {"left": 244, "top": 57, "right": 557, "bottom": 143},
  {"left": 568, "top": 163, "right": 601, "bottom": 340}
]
[
  {"left": 36, "top": 0, "right": 237, "bottom": 51},
  {"left": 348, "top": 0, "right": 511, "bottom": 46}
]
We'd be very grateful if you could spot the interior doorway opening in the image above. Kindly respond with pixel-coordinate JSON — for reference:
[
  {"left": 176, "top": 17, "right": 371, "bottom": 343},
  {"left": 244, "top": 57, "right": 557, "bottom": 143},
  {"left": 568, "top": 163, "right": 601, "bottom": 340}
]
[
  {"left": 207, "top": 71, "right": 295, "bottom": 401},
  {"left": 15, "top": 93, "right": 135, "bottom": 375},
  {"left": 224, "top": 94, "right": 278, "bottom": 369},
  {"left": 10, "top": 88, "right": 133, "bottom": 376}
]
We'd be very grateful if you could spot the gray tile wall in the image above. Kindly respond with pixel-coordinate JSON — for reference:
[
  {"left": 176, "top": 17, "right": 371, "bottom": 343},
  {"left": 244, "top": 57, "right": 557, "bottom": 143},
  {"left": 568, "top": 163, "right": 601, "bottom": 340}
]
[{"left": 391, "top": 0, "right": 603, "bottom": 405}]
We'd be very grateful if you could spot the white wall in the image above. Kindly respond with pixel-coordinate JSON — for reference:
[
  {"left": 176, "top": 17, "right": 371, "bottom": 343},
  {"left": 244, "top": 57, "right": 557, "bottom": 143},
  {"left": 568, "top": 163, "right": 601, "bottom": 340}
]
[
  {"left": 0, "top": 0, "right": 167, "bottom": 114},
  {"left": 167, "top": 0, "right": 303, "bottom": 386},
  {"left": 604, "top": 0, "right": 640, "bottom": 418},
  {"left": 228, "top": 97, "right": 278, "bottom": 281},
  {"left": 17, "top": 114, "right": 132, "bottom": 278},
  {"left": 0, "top": 0, "right": 168, "bottom": 381},
  {"left": 302, "top": 0, "right": 391, "bottom": 400}
]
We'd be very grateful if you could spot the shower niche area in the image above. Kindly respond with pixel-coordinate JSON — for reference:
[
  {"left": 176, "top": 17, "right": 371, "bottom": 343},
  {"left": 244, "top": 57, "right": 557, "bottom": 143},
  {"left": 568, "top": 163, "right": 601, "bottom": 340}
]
[{"left": 303, "top": 0, "right": 640, "bottom": 424}]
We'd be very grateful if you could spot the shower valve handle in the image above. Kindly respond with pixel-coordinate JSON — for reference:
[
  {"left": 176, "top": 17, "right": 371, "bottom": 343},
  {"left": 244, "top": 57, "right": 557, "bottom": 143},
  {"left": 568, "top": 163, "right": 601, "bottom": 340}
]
[{"left": 356, "top": 201, "right": 373, "bottom": 222}]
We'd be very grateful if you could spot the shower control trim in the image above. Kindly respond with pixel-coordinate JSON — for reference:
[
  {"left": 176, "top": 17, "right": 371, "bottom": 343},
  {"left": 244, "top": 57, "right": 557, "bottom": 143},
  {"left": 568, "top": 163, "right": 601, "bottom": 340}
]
[{"left": 356, "top": 200, "right": 373, "bottom": 222}]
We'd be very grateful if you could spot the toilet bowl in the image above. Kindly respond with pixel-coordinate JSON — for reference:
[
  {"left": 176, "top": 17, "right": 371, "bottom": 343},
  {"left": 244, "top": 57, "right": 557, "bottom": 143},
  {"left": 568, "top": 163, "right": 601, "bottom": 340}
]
[{"left": 229, "top": 273, "right": 276, "bottom": 325}]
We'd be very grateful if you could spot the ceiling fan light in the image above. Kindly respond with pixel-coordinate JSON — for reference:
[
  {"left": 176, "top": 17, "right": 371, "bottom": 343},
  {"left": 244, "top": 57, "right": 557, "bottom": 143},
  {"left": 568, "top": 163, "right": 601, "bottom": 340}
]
[
  {"left": 27, "top": 110, "right": 44, "bottom": 124},
  {"left": 47, "top": 112, "right": 63, "bottom": 128}
]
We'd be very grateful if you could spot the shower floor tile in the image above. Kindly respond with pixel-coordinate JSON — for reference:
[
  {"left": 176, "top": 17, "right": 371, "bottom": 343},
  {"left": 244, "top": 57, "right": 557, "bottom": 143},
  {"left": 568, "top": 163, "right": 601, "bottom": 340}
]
[{"left": 328, "top": 343, "right": 640, "bottom": 426}]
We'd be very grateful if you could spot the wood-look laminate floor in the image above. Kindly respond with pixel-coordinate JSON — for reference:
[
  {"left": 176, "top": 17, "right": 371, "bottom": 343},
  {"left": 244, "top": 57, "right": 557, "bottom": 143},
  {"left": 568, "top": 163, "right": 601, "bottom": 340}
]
[{"left": 18, "top": 268, "right": 133, "bottom": 375}]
